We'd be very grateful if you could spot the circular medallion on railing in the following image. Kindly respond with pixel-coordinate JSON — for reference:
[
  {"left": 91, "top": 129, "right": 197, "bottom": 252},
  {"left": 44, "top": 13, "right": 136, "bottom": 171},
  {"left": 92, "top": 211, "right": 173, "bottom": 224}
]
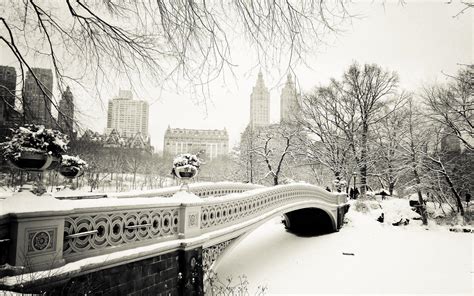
[
  {"left": 72, "top": 217, "right": 95, "bottom": 252},
  {"left": 92, "top": 214, "right": 109, "bottom": 249},
  {"left": 137, "top": 213, "right": 151, "bottom": 240},
  {"left": 201, "top": 209, "right": 209, "bottom": 227},
  {"left": 150, "top": 212, "right": 162, "bottom": 237},
  {"left": 162, "top": 212, "right": 172, "bottom": 234},
  {"left": 32, "top": 231, "right": 50, "bottom": 251},
  {"left": 124, "top": 214, "right": 139, "bottom": 242},
  {"left": 109, "top": 214, "right": 124, "bottom": 245}
]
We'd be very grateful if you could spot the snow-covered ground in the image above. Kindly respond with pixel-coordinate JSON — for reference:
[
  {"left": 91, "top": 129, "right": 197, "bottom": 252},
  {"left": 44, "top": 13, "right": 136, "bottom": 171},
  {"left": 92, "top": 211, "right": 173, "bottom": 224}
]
[{"left": 215, "top": 200, "right": 473, "bottom": 295}]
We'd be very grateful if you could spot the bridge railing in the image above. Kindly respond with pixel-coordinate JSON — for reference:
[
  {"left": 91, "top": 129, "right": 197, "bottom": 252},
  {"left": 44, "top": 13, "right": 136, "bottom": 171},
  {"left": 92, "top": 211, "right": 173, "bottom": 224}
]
[
  {"left": 2, "top": 183, "right": 347, "bottom": 273},
  {"left": 54, "top": 182, "right": 263, "bottom": 200}
]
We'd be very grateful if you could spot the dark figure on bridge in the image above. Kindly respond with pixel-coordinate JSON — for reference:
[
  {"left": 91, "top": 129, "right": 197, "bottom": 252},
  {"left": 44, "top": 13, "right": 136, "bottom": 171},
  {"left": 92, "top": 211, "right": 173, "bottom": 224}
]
[
  {"left": 325, "top": 186, "right": 331, "bottom": 192},
  {"left": 349, "top": 188, "right": 354, "bottom": 199}
]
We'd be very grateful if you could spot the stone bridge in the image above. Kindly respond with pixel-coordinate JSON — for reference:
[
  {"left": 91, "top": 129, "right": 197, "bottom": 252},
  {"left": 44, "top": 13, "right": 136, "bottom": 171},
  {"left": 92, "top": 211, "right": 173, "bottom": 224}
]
[{"left": 0, "top": 183, "right": 349, "bottom": 295}]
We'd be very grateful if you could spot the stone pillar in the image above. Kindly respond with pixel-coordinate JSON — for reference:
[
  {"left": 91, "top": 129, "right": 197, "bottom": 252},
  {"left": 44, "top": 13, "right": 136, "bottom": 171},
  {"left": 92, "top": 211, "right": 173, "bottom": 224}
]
[
  {"left": 178, "top": 202, "right": 202, "bottom": 239},
  {"left": 178, "top": 247, "right": 203, "bottom": 296},
  {"left": 9, "top": 213, "right": 66, "bottom": 272}
]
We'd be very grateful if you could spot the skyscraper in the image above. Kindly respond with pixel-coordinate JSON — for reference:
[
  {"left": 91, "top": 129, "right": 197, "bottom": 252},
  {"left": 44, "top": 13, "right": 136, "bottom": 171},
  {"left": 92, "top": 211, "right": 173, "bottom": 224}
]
[
  {"left": 250, "top": 71, "right": 270, "bottom": 127},
  {"left": 106, "top": 90, "right": 149, "bottom": 138},
  {"left": 58, "top": 86, "right": 75, "bottom": 137},
  {"left": 0, "top": 66, "right": 17, "bottom": 124},
  {"left": 280, "top": 73, "right": 298, "bottom": 123},
  {"left": 23, "top": 68, "right": 53, "bottom": 127}
]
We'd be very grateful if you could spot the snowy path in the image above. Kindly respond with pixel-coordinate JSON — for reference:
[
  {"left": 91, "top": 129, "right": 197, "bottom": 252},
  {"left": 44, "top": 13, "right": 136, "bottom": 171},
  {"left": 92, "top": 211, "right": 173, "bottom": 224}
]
[{"left": 215, "top": 217, "right": 473, "bottom": 295}]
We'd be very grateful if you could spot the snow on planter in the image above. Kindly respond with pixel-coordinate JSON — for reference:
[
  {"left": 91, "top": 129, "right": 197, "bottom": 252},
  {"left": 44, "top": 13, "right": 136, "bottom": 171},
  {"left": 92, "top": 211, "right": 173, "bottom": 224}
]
[
  {"left": 172, "top": 153, "right": 201, "bottom": 179},
  {"left": 59, "top": 155, "right": 88, "bottom": 178},
  {"left": 2, "top": 124, "right": 69, "bottom": 171}
]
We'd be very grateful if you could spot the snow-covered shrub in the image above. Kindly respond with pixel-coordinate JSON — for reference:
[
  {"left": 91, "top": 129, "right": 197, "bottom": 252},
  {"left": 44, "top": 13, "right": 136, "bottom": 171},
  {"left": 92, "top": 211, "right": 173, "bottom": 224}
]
[
  {"left": 61, "top": 155, "right": 88, "bottom": 169},
  {"left": 2, "top": 124, "right": 69, "bottom": 160}
]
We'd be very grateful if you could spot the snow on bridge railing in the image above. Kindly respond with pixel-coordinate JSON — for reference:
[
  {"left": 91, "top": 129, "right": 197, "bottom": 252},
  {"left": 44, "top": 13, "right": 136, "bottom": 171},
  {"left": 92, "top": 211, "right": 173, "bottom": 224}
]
[
  {"left": 1, "top": 183, "right": 347, "bottom": 273},
  {"left": 54, "top": 182, "right": 263, "bottom": 200},
  {"left": 196, "top": 183, "right": 346, "bottom": 231}
]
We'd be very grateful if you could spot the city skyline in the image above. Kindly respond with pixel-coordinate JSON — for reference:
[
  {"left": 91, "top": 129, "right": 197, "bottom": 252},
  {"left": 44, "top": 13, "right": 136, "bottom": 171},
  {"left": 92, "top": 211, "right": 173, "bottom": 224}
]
[{"left": 0, "top": 2, "right": 471, "bottom": 151}]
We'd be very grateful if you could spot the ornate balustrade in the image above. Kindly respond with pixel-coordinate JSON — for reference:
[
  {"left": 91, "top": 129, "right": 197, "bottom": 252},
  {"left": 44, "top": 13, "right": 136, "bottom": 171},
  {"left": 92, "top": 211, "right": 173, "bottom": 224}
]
[
  {"left": 109, "top": 182, "right": 263, "bottom": 198},
  {"left": 54, "top": 182, "right": 263, "bottom": 200},
  {"left": 3, "top": 183, "right": 347, "bottom": 274}
]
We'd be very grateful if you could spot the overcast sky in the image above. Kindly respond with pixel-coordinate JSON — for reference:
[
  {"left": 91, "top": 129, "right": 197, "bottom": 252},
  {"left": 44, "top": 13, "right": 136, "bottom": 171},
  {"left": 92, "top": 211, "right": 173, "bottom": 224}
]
[{"left": 0, "top": 1, "right": 472, "bottom": 152}]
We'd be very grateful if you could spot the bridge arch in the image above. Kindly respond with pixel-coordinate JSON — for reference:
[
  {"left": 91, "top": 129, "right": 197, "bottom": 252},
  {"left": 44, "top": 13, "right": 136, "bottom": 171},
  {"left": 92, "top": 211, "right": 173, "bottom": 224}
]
[{"left": 202, "top": 199, "right": 339, "bottom": 273}]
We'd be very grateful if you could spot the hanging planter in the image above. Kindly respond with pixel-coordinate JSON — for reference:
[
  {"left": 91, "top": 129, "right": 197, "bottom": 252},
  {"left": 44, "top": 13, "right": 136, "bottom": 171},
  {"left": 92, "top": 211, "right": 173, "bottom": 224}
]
[
  {"left": 2, "top": 125, "right": 68, "bottom": 172},
  {"left": 172, "top": 153, "right": 201, "bottom": 180},
  {"left": 7, "top": 151, "right": 60, "bottom": 171},
  {"left": 59, "top": 155, "right": 88, "bottom": 179}
]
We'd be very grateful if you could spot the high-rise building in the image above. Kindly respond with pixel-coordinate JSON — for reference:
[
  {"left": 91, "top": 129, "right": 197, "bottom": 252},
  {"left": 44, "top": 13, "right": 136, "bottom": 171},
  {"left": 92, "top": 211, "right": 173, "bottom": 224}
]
[
  {"left": 163, "top": 127, "right": 229, "bottom": 160},
  {"left": 58, "top": 86, "right": 75, "bottom": 137},
  {"left": 23, "top": 68, "right": 53, "bottom": 127},
  {"left": 280, "top": 73, "right": 298, "bottom": 123},
  {"left": 106, "top": 90, "right": 149, "bottom": 138},
  {"left": 250, "top": 71, "right": 270, "bottom": 127},
  {"left": 0, "top": 66, "right": 17, "bottom": 124}
]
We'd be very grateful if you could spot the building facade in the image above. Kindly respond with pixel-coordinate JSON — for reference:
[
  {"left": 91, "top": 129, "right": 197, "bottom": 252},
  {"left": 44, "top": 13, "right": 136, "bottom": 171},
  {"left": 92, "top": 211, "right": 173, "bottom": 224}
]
[
  {"left": 23, "top": 68, "right": 53, "bottom": 127},
  {"left": 250, "top": 71, "right": 270, "bottom": 128},
  {"left": 163, "top": 127, "right": 229, "bottom": 160},
  {"left": 58, "top": 86, "right": 75, "bottom": 138},
  {"left": 0, "top": 66, "right": 16, "bottom": 124},
  {"left": 280, "top": 73, "right": 298, "bottom": 123},
  {"left": 107, "top": 90, "right": 149, "bottom": 138}
]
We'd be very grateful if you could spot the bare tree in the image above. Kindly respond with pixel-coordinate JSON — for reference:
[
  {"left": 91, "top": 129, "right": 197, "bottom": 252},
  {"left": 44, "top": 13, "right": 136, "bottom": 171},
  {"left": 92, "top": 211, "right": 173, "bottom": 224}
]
[
  {"left": 422, "top": 65, "right": 473, "bottom": 152},
  {"left": 298, "top": 86, "right": 354, "bottom": 185},
  {"left": 398, "top": 99, "right": 429, "bottom": 225},
  {"left": 0, "top": 0, "right": 351, "bottom": 122},
  {"left": 372, "top": 105, "right": 409, "bottom": 195},
  {"left": 249, "top": 124, "right": 300, "bottom": 186}
]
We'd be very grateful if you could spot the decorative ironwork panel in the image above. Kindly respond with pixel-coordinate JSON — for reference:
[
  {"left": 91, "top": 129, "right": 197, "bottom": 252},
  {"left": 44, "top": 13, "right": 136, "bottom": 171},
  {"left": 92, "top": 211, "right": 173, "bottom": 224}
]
[
  {"left": 203, "top": 238, "right": 236, "bottom": 273},
  {"left": 63, "top": 208, "right": 180, "bottom": 257},
  {"left": 200, "top": 185, "right": 340, "bottom": 230}
]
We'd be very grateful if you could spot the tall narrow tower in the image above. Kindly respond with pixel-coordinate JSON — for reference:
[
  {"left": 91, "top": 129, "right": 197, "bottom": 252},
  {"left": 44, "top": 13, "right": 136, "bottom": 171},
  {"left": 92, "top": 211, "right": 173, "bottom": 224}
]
[
  {"left": 58, "top": 86, "right": 75, "bottom": 137},
  {"left": 0, "top": 66, "right": 17, "bottom": 124},
  {"left": 280, "top": 73, "right": 298, "bottom": 123},
  {"left": 23, "top": 68, "right": 53, "bottom": 127},
  {"left": 250, "top": 71, "right": 270, "bottom": 127}
]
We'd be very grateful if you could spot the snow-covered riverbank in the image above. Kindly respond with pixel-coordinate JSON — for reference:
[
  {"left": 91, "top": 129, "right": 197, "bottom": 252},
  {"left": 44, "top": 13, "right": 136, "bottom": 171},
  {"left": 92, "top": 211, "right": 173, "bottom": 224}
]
[{"left": 215, "top": 201, "right": 473, "bottom": 295}]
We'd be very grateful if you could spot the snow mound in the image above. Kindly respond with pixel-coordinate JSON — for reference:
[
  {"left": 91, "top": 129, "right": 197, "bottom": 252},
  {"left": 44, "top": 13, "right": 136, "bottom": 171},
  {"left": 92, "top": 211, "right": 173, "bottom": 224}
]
[
  {"left": 344, "top": 206, "right": 382, "bottom": 229},
  {"left": 0, "top": 191, "right": 72, "bottom": 215},
  {"left": 381, "top": 198, "right": 421, "bottom": 223},
  {"left": 172, "top": 191, "right": 202, "bottom": 202}
]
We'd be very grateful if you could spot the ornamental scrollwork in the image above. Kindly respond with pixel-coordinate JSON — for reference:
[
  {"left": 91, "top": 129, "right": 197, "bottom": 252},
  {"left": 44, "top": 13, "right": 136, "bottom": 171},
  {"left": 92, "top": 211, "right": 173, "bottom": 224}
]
[
  {"left": 63, "top": 208, "right": 180, "bottom": 258},
  {"left": 203, "top": 239, "right": 235, "bottom": 273}
]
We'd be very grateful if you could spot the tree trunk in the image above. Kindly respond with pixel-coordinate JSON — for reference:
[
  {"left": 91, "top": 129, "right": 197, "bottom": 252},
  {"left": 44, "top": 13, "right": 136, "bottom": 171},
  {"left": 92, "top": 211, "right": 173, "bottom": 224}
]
[
  {"left": 413, "top": 166, "right": 428, "bottom": 225},
  {"left": 359, "top": 123, "right": 369, "bottom": 197},
  {"left": 441, "top": 167, "right": 464, "bottom": 216},
  {"left": 388, "top": 182, "right": 394, "bottom": 196}
]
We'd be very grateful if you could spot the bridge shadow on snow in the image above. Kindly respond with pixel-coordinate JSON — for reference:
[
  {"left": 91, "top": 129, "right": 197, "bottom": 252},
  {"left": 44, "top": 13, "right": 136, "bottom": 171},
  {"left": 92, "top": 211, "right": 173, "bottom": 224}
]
[{"left": 283, "top": 208, "right": 335, "bottom": 237}]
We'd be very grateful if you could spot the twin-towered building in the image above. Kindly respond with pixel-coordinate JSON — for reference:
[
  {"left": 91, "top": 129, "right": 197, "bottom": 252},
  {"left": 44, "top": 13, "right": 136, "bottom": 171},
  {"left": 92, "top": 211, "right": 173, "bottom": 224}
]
[
  {"left": 249, "top": 71, "right": 298, "bottom": 128},
  {"left": 162, "top": 71, "right": 298, "bottom": 159}
]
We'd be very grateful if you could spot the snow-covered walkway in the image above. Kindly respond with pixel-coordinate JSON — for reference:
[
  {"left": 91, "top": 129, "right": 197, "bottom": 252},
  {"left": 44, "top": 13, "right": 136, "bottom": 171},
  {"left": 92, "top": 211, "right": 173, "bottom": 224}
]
[{"left": 216, "top": 212, "right": 473, "bottom": 294}]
